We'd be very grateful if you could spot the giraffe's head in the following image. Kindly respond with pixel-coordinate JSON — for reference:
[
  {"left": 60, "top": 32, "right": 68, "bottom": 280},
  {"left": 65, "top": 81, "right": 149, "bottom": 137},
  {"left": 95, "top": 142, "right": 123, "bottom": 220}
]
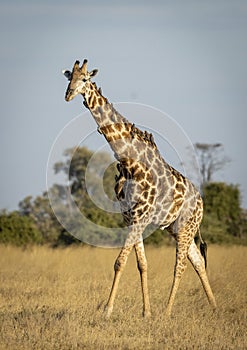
[{"left": 63, "top": 59, "right": 98, "bottom": 102}]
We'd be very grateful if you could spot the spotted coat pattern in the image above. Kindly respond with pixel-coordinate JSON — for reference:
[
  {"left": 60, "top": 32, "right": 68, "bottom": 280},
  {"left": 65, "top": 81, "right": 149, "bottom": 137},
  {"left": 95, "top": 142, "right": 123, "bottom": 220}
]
[{"left": 64, "top": 59, "right": 216, "bottom": 318}]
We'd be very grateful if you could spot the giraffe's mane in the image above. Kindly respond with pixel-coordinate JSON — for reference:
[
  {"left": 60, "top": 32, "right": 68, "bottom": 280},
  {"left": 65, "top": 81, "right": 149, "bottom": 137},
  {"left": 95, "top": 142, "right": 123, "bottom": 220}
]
[
  {"left": 92, "top": 82, "right": 103, "bottom": 97},
  {"left": 129, "top": 123, "right": 158, "bottom": 150}
]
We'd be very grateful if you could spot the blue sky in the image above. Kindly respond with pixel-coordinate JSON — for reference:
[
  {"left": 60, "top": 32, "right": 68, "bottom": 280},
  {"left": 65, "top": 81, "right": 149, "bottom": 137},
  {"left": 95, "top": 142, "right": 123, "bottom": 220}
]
[{"left": 1, "top": 0, "right": 247, "bottom": 210}]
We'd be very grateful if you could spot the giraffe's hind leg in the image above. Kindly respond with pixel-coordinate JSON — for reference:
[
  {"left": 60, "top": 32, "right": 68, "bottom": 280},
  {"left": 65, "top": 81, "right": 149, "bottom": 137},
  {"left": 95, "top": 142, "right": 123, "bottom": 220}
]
[
  {"left": 165, "top": 237, "right": 190, "bottom": 317},
  {"left": 165, "top": 220, "right": 198, "bottom": 317},
  {"left": 187, "top": 240, "right": 217, "bottom": 309}
]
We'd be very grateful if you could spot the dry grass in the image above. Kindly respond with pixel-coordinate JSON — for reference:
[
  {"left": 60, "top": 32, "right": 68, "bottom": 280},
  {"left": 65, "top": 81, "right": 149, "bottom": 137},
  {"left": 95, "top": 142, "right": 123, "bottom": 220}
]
[{"left": 0, "top": 244, "right": 246, "bottom": 349}]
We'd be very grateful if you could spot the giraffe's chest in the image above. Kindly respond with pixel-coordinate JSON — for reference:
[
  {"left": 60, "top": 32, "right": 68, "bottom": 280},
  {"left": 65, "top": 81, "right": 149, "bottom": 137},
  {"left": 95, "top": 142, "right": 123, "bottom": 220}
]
[{"left": 114, "top": 163, "right": 156, "bottom": 224}]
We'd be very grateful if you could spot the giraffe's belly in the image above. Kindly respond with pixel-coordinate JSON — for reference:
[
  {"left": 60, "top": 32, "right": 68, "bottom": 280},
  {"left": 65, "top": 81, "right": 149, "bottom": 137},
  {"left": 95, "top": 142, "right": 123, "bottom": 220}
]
[
  {"left": 153, "top": 197, "right": 182, "bottom": 229},
  {"left": 156, "top": 182, "right": 203, "bottom": 231}
]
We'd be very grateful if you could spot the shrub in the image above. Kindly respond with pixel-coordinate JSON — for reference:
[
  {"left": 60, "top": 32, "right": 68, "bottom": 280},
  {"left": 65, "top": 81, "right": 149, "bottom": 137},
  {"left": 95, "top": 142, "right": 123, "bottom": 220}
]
[{"left": 0, "top": 211, "right": 42, "bottom": 246}]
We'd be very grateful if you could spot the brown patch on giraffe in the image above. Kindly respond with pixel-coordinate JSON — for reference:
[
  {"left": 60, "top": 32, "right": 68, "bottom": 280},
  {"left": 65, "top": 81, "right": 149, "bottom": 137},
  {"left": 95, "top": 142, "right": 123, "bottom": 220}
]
[
  {"left": 125, "top": 122, "right": 133, "bottom": 131},
  {"left": 165, "top": 213, "right": 172, "bottom": 221},
  {"left": 174, "top": 195, "right": 184, "bottom": 206},
  {"left": 150, "top": 188, "right": 156, "bottom": 196},
  {"left": 136, "top": 209, "right": 144, "bottom": 217},
  {"left": 106, "top": 134, "right": 114, "bottom": 142},
  {"left": 181, "top": 175, "right": 187, "bottom": 185},
  {"left": 114, "top": 123, "right": 124, "bottom": 132},
  {"left": 91, "top": 95, "right": 97, "bottom": 109},
  {"left": 106, "top": 124, "right": 114, "bottom": 133},
  {"left": 146, "top": 172, "right": 154, "bottom": 184},
  {"left": 138, "top": 167, "right": 146, "bottom": 176},
  {"left": 98, "top": 97, "right": 103, "bottom": 106},
  {"left": 143, "top": 204, "right": 149, "bottom": 212},
  {"left": 141, "top": 181, "right": 150, "bottom": 191},
  {"left": 143, "top": 191, "right": 149, "bottom": 199},
  {"left": 175, "top": 182, "right": 186, "bottom": 195},
  {"left": 131, "top": 164, "right": 141, "bottom": 177},
  {"left": 88, "top": 93, "right": 93, "bottom": 107},
  {"left": 134, "top": 170, "right": 146, "bottom": 182},
  {"left": 148, "top": 196, "right": 154, "bottom": 205},
  {"left": 122, "top": 131, "right": 131, "bottom": 139}
]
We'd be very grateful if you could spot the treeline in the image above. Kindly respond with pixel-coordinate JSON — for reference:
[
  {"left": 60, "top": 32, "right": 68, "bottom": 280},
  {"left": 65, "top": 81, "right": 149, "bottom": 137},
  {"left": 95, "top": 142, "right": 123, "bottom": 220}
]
[{"left": 0, "top": 147, "right": 247, "bottom": 246}]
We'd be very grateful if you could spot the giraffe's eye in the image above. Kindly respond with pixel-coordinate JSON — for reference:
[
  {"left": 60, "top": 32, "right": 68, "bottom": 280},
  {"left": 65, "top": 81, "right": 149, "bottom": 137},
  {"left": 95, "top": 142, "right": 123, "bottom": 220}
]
[{"left": 82, "top": 78, "right": 87, "bottom": 82}]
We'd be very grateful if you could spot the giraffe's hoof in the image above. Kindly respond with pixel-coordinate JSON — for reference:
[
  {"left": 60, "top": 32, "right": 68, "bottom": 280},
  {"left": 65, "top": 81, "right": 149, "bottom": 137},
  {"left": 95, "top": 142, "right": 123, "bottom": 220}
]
[
  {"left": 211, "top": 299, "right": 217, "bottom": 310},
  {"left": 143, "top": 310, "right": 151, "bottom": 319},
  {"left": 211, "top": 304, "right": 217, "bottom": 313},
  {"left": 104, "top": 305, "right": 113, "bottom": 319},
  {"left": 164, "top": 308, "right": 172, "bottom": 318}
]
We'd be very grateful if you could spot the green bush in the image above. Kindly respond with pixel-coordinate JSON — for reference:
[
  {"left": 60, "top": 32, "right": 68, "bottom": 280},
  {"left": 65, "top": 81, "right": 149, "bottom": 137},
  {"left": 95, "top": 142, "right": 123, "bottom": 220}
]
[
  {"left": 202, "top": 182, "right": 247, "bottom": 243},
  {"left": 0, "top": 211, "right": 43, "bottom": 246}
]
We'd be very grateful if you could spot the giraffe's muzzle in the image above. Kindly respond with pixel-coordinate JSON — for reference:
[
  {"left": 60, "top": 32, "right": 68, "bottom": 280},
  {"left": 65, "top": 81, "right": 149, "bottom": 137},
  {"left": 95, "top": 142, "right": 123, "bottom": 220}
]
[{"left": 65, "top": 89, "right": 75, "bottom": 102}]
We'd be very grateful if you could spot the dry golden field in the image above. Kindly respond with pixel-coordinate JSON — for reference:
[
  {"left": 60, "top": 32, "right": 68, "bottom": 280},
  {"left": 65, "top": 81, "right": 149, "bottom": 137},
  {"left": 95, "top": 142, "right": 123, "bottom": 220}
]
[{"left": 0, "top": 244, "right": 246, "bottom": 349}]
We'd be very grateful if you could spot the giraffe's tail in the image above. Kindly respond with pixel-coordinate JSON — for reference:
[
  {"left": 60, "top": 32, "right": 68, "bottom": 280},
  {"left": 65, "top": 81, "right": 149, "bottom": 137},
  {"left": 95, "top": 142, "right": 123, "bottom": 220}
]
[{"left": 198, "top": 229, "right": 207, "bottom": 269}]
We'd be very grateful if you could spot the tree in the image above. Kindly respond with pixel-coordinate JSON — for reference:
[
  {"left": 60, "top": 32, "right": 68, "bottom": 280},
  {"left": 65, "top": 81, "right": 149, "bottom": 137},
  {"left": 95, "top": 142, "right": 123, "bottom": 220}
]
[
  {"left": 54, "top": 147, "right": 119, "bottom": 209},
  {"left": 19, "top": 192, "right": 61, "bottom": 244},
  {"left": 195, "top": 143, "right": 230, "bottom": 185},
  {"left": 52, "top": 147, "right": 125, "bottom": 244}
]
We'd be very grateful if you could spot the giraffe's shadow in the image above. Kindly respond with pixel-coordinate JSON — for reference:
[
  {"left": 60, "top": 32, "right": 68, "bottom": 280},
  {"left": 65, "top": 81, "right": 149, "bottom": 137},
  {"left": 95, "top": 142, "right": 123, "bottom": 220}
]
[{"left": 96, "top": 300, "right": 105, "bottom": 311}]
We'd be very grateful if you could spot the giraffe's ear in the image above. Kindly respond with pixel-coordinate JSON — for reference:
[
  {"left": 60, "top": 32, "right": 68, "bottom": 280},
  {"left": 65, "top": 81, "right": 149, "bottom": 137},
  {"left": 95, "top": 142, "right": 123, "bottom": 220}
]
[
  {"left": 62, "top": 70, "right": 72, "bottom": 81},
  {"left": 89, "top": 69, "right": 98, "bottom": 78}
]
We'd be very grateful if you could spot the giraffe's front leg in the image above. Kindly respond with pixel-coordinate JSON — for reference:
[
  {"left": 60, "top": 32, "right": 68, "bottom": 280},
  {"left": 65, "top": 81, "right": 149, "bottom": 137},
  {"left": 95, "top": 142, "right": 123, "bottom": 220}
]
[
  {"left": 104, "top": 245, "right": 132, "bottom": 318},
  {"left": 134, "top": 240, "right": 151, "bottom": 318}
]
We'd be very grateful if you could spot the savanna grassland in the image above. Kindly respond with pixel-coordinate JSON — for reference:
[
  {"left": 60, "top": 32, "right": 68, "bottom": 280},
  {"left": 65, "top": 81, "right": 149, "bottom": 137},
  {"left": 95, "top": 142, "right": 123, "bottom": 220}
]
[{"left": 0, "top": 245, "right": 246, "bottom": 349}]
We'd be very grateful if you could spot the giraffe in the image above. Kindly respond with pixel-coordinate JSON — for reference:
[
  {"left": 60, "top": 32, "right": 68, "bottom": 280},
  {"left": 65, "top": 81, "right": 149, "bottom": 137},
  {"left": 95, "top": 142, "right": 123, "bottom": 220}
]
[{"left": 63, "top": 59, "right": 217, "bottom": 318}]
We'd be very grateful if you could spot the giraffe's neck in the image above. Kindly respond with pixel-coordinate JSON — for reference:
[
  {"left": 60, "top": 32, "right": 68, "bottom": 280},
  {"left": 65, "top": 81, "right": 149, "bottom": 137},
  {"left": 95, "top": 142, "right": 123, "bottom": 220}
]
[
  {"left": 81, "top": 82, "right": 135, "bottom": 160},
  {"left": 82, "top": 81, "right": 128, "bottom": 127},
  {"left": 81, "top": 81, "right": 160, "bottom": 170}
]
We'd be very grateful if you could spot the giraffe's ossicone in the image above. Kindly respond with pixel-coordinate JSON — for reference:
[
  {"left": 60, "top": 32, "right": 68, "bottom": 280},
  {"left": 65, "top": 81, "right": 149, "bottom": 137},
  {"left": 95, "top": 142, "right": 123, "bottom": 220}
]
[{"left": 63, "top": 59, "right": 217, "bottom": 318}]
